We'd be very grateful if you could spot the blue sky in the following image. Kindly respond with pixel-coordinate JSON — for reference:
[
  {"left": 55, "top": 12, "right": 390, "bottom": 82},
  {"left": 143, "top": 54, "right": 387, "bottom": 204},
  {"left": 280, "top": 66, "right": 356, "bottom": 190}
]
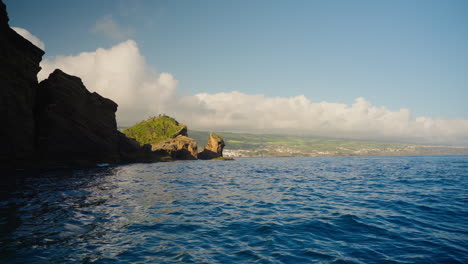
[
  {"left": 6, "top": 0, "right": 468, "bottom": 119},
  {"left": 5, "top": 0, "right": 468, "bottom": 145}
]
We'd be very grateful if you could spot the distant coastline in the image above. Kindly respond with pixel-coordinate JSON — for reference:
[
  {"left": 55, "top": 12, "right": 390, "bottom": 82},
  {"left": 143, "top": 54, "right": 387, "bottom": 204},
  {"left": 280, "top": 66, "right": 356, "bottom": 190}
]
[{"left": 185, "top": 130, "right": 468, "bottom": 158}]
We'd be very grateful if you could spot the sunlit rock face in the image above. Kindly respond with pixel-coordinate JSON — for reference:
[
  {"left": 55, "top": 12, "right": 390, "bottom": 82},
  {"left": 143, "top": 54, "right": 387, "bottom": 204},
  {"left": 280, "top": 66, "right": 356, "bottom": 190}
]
[
  {"left": 198, "top": 133, "right": 225, "bottom": 160},
  {"left": 123, "top": 115, "right": 203, "bottom": 161},
  {"left": 0, "top": 0, "right": 44, "bottom": 167},
  {"left": 151, "top": 135, "right": 198, "bottom": 160}
]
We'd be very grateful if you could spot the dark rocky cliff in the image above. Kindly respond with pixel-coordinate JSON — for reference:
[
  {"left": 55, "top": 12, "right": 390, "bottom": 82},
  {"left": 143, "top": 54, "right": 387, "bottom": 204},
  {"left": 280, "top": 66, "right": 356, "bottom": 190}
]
[
  {"left": 0, "top": 0, "right": 44, "bottom": 166},
  {"left": 0, "top": 0, "right": 154, "bottom": 168},
  {"left": 35, "top": 70, "right": 122, "bottom": 165}
]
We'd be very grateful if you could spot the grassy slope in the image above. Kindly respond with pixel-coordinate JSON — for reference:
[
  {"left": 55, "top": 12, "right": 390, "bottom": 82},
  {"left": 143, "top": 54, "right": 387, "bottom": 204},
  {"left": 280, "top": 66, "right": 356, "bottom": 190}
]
[{"left": 122, "top": 116, "right": 186, "bottom": 145}]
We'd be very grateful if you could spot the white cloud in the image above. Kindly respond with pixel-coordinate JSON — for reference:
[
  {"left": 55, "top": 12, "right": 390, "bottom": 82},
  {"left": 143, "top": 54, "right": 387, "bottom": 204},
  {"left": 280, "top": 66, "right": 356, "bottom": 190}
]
[
  {"left": 91, "top": 15, "right": 133, "bottom": 41},
  {"left": 39, "top": 40, "right": 178, "bottom": 126},
  {"left": 190, "top": 93, "right": 468, "bottom": 145},
  {"left": 11, "top": 27, "right": 45, "bottom": 50},
  {"left": 38, "top": 40, "right": 468, "bottom": 146}
]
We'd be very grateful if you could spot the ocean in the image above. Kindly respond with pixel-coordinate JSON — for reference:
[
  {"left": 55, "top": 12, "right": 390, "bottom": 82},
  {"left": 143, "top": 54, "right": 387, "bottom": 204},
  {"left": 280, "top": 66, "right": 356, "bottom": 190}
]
[{"left": 1, "top": 155, "right": 467, "bottom": 263}]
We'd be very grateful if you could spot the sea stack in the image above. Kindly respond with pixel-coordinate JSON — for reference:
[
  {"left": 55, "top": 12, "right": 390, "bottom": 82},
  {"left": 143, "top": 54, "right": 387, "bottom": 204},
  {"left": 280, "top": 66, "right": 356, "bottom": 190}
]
[{"left": 198, "top": 133, "right": 225, "bottom": 160}]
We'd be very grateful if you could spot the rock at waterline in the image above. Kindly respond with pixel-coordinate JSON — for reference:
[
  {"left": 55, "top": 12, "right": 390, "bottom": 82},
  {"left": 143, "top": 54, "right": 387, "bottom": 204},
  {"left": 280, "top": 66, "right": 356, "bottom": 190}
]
[
  {"left": 151, "top": 135, "right": 198, "bottom": 160},
  {"left": 198, "top": 133, "right": 225, "bottom": 160}
]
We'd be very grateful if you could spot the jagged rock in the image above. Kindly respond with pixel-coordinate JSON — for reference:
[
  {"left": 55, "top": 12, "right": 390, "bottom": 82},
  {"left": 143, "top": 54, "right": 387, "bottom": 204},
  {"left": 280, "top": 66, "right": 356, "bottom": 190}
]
[
  {"left": 198, "top": 133, "right": 225, "bottom": 160},
  {"left": 152, "top": 135, "right": 198, "bottom": 160},
  {"left": 0, "top": 0, "right": 157, "bottom": 168},
  {"left": 0, "top": 0, "right": 44, "bottom": 167},
  {"left": 34, "top": 69, "right": 158, "bottom": 165},
  {"left": 35, "top": 70, "right": 122, "bottom": 164}
]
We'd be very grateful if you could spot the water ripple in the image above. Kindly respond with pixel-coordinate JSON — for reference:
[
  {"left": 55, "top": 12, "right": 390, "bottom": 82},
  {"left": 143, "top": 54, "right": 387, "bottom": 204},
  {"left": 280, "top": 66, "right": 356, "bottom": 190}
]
[{"left": 1, "top": 156, "right": 468, "bottom": 263}]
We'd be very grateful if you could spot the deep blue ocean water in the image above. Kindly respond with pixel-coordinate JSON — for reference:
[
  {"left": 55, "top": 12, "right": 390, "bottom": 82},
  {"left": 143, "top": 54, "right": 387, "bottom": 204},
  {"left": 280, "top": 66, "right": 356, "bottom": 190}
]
[{"left": 1, "top": 155, "right": 467, "bottom": 264}]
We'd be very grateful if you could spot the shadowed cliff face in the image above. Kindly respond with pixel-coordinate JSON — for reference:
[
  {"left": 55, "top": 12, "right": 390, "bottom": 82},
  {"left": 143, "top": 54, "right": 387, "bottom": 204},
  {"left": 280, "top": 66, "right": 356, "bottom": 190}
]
[
  {"left": 0, "top": 0, "right": 155, "bottom": 168},
  {"left": 35, "top": 70, "right": 121, "bottom": 165},
  {"left": 0, "top": 0, "right": 44, "bottom": 166}
]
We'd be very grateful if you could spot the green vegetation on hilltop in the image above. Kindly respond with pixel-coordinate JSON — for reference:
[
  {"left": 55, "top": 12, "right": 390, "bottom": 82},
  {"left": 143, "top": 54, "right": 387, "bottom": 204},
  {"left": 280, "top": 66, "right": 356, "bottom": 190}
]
[{"left": 123, "top": 115, "right": 187, "bottom": 145}]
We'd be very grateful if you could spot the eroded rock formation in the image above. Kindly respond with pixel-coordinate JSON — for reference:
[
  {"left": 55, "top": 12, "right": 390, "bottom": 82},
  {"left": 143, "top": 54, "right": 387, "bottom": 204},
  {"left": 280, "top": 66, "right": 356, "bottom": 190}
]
[
  {"left": 0, "top": 0, "right": 154, "bottom": 167},
  {"left": 122, "top": 115, "right": 206, "bottom": 161},
  {"left": 151, "top": 135, "right": 198, "bottom": 160},
  {"left": 198, "top": 133, "right": 225, "bottom": 160}
]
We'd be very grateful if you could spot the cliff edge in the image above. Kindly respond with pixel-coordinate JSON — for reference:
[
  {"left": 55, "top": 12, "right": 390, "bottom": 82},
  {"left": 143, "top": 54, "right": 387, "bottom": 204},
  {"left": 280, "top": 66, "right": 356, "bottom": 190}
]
[
  {"left": 0, "top": 0, "right": 44, "bottom": 166},
  {"left": 0, "top": 0, "right": 154, "bottom": 168}
]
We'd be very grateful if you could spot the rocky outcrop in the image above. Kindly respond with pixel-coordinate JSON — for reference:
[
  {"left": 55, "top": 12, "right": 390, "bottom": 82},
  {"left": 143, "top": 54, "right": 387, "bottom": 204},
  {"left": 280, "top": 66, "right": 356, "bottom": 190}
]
[
  {"left": 35, "top": 70, "right": 120, "bottom": 165},
  {"left": 123, "top": 115, "right": 205, "bottom": 161},
  {"left": 0, "top": 0, "right": 228, "bottom": 167},
  {"left": 0, "top": 0, "right": 44, "bottom": 167},
  {"left": 198, "top": 133, "right": 225, "bottom": 160},
  {"left": 0, "top": 0, "right": 154, "bottom": 167},
  {"left": 123, "top": 115, "right": 189, "bottom": 145},
  {"left": 34, "top": 69, "right": 158, "bottom": 166},
  {"left": 151, "top": 135, "right": 198, "bottom": 160}
]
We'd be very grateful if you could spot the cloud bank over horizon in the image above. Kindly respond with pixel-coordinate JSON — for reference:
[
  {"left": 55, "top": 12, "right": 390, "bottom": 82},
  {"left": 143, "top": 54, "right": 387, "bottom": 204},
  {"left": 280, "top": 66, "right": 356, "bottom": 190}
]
[{"left": 35, "top": 39, "right": 468, "bottom": 146}]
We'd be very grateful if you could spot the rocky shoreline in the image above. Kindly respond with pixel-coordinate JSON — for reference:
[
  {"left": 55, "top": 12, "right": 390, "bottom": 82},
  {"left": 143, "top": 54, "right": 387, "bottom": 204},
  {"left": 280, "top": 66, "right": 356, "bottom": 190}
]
[{"left": 0, "top": 0, "right": 224, "bottom": 169}]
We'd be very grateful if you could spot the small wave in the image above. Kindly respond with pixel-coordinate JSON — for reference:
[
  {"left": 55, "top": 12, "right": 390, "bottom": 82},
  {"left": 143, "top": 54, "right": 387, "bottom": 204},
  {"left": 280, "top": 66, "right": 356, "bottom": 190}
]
[{"left": 2, "top": 155, "right": 467, "bottom": 263}]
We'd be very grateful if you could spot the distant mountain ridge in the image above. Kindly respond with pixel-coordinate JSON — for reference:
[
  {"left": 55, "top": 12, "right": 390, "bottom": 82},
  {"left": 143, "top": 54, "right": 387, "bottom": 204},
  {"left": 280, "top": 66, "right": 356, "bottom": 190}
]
[{"left": 187, "top": 130, "right": 468, "bottom": 158}]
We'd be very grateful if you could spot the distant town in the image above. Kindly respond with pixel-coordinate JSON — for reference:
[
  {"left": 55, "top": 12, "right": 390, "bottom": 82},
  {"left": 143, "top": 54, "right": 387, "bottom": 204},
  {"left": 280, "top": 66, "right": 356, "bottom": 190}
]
[{"left": 188, "top": 131, "right": 468, "bottom": 158}]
